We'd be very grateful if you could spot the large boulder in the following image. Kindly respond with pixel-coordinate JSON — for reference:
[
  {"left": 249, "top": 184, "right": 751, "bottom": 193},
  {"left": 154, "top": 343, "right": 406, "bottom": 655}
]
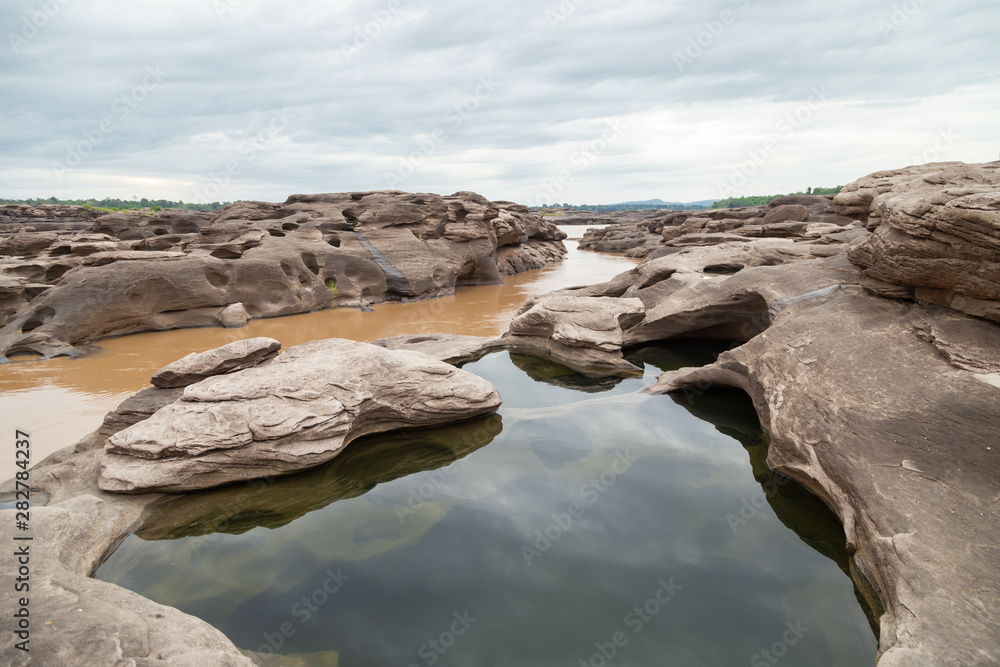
[
  {"left": 839, "top": 162, "right": 1000, "bottom": 322},
  {"left": 99, "top": 338, "right": 503, "bottom": 492}
]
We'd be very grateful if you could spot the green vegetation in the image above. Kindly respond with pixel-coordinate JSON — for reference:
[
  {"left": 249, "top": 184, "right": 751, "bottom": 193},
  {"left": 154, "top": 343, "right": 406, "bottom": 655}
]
[
  {"left": 711, "top": 186, "right": 844, "bottom": 209},
  {"left": 1, "top": 196, "right": 233, "bottom": 212}
]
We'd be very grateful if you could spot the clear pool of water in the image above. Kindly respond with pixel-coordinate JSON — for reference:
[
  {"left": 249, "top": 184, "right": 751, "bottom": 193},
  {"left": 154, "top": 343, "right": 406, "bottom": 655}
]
[{"left": 96, "top": 343, "right": 878, "bottom": 666}]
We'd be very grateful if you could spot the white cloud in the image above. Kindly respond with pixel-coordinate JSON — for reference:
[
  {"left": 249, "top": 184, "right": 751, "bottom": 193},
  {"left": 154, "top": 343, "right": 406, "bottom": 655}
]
[{"left": 1, "top": 0, "right": 996, "bottom": 203}]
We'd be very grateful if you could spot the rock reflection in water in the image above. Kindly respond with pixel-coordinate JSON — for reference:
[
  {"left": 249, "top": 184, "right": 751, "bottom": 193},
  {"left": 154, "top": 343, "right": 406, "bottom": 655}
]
[
  {"left": 667, "top": 385, "right": 883, "bottom": 636},
  {"left": 137, "top": 414, "right": 502, "bottom": 541}
]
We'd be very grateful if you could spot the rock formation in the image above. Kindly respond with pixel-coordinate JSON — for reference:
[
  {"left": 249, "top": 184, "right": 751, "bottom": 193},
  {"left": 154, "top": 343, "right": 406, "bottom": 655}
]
[
  {"left": 495, "top": 161, "right": 1000, "bottom": 665},
  {"left": 579, "top": 194, "right": 861, "bottom": 257},
  {"left": 0, "top": 336, "right": 505, "bottom": 665},
  {"left": 100, "top": 338, "right": 502, "bottom": 492},
  {"left": 0, "top": 191, "right": 566, "bottom": 361}
]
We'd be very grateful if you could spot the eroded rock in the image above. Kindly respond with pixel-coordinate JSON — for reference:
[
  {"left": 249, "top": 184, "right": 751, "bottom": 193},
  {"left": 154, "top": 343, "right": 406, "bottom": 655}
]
[
  {"left": 0, "top": 192, "right": 566, "bottom": 360},
  {"left": 100, "top": 338, "right": 503, "bottom": 492},
  {"left": 150, "top": 336, "right": 281, "bottom": 388}
]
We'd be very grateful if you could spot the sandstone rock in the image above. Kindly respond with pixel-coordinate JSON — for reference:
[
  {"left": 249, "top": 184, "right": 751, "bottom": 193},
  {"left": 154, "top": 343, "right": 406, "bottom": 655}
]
[
  {"left": 0, "top": 453, "right": 257, "bottom": 667},
  {"left": 577, "top": 196, "right": 859, "bottom": 259},
  {"left": 100, "top": 339, "right": 502, "bottom": 492},
  {"left": 219, "top": 302, "right": 250, "bottom": 328},
  {"left": 840, "top": 162, "right": 1000, "bottom": 322},
  {"left": 502, "top": 184, "right": 1000, "bottom": 663},
  {"left": 504, "top": 295, "right": 646, "bottom": 376},
  {"left": 374, "top": 333, "right": 507, "bottom": 365},
  {"left": 150, "top": 337, "right": 281, "bottom": 388},
  {"left": 0, "top": 192, "right": 566, "bottom": 360}
]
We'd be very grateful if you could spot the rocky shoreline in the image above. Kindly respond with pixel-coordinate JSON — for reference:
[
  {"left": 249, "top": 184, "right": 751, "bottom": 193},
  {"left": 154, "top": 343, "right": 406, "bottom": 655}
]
[
  {"left": 1, "top": 162, "right": 998, "bottom": 665},
  {"left": 0, "top": 191, "right": 566, "bottom": 361}
]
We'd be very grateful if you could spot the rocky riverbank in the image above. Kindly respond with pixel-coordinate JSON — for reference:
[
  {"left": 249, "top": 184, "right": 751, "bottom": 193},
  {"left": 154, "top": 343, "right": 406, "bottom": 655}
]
[
  {"left": 495, "top": 161, "right": 1000, "bottom": 665},
  {"left": 0, "top": 191, "right": 565, "bottom": 361},
  {"left": 0, "top": 162, "right": 996, "bottom": 665}
]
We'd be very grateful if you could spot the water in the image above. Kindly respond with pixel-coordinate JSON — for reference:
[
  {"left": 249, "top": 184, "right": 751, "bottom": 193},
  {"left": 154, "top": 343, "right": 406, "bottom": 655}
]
[
  {"left": 95, "top": 344, "right": 878, "bottom": 666},
  {"left": 0, "top": 226, "right": 635, "bottom": 478},
  {"left": 6, "top": 228, "right": 878, "bottom": 664}
]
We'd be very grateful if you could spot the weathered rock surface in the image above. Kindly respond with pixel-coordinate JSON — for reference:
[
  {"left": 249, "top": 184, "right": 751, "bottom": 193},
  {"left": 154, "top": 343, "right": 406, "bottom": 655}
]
[
  {"left": 100, "top": 338, "right": 503, "bottom": 492},
  {"left": 150, "top": 336, "right": 281, "bottom": 388},
  {"left": 505, "top": 295, "right": 646, "bottom": 376},
  {"left": 578, "top": 194, "right": 859, "bottom": 258},
  {"left": 500, "top": 162, "right": 1000, "bottom": 665},
  {"left": 836, "top": 162, "right": 1000, "bottom": 322},
  {"left": 374, "top": 333, "right": 507, "bottom": 365},
  {"left": 0, "top": 192, "right": 565, "bottom": 360}
]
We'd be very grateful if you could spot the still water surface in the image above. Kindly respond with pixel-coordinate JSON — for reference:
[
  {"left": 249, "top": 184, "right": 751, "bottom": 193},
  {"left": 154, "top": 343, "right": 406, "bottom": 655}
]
[{"left": 97, "top": 346, "right": 878, "bottom": 665}]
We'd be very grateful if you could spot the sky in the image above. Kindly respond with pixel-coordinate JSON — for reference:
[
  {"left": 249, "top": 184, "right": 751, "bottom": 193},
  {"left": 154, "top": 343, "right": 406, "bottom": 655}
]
[{"left": 1, "top": 0, "right": 997, "bottom": 206}]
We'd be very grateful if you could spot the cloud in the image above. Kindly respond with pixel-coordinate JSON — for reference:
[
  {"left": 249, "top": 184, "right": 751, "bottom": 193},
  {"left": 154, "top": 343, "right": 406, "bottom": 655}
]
[{"left": 1, "top": 0, "right": 997, "bottom": 203}]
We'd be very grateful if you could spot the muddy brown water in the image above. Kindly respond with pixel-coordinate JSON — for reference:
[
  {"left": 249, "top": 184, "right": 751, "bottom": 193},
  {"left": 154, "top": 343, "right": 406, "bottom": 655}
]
[{"left": 0, "top": 228, "right": 635, "bottom": 480}]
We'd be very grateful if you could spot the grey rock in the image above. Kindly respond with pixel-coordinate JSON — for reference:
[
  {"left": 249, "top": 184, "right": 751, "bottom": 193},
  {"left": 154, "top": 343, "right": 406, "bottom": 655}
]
[
  {"left": 101, "top": 338, "right": 503, "bottom": 492},
  {"left": 150, "top": 336, "right": 281, "bottom": 388},
  {"left": 0, "top": 192, "right": 566, "bottom": 360},
  {"left": 218, "top": 302, "right": 250, "bottom": 328}
]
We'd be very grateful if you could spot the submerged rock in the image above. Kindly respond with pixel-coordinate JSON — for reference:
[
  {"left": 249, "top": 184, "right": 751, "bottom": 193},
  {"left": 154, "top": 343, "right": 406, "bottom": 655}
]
[{"left": 100, "top": 338, "right": 503, "bottom": 492}]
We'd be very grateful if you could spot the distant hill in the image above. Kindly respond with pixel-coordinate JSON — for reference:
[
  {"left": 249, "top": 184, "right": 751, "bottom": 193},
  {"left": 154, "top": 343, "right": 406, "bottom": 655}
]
[{"left": 543, "top": 198, "right": 718, "bottom": 213}]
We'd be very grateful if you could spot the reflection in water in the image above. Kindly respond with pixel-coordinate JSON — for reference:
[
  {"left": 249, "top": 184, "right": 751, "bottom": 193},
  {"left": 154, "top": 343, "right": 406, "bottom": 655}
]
[
  {"left": 0, "top": 232, "right": 638, "bottom": 479},
  {"left": 666, "top": 387, "right": 883, "bottom": 637},
  {"left": 97, "top": 349, "right": 877, "bottom": 667},
  {"left": 138, "top": 415, "right": 502, "bottom": 541}
]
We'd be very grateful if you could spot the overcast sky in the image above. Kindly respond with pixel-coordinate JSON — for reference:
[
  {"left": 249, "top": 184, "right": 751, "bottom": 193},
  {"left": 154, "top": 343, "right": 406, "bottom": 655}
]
[{"left": 1, "top": 0, "right": 996, "bottom": 205}]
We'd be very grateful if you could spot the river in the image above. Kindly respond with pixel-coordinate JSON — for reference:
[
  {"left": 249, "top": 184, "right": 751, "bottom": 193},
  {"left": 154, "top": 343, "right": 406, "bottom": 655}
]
[{"left": 0, "top": 226, "right": 634, "bottom": 480}]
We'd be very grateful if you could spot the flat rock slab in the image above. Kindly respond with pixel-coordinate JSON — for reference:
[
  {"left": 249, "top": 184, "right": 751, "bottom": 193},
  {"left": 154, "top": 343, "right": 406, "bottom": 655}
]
[
  {"left": 374, "top": 333, "right": 508, "bottom": 365},
  {"left": 150, "top": 336, "right": 281, "bottom": 388},
  {"left": 101, "top": 338, "right": 502, "bottom": 492}
]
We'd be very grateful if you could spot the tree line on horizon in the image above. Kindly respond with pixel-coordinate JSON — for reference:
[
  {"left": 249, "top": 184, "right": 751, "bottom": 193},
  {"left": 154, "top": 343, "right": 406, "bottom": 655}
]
[
  {"left": 711, "top": 186, "right": 844, "bottom": 209},
  {"left": 0, "top": 196, "right": 232, "bottom": 212}
]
